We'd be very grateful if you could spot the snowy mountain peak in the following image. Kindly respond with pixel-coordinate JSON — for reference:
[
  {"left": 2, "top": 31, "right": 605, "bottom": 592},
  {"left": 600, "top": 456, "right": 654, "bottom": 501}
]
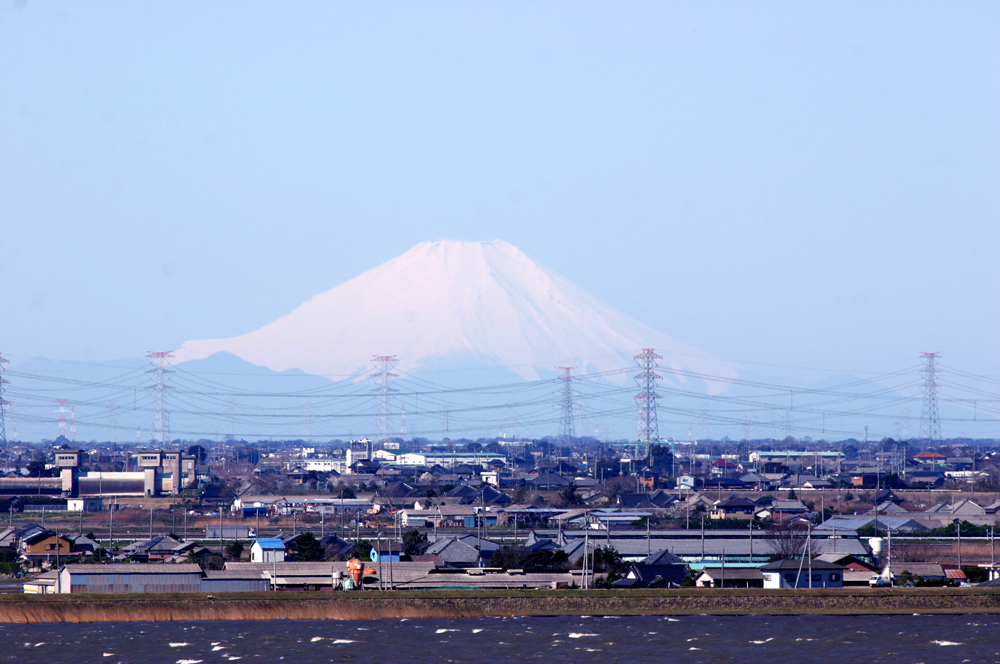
[{"left": 174, "top": 240, "right": 734, "bottom": 383}]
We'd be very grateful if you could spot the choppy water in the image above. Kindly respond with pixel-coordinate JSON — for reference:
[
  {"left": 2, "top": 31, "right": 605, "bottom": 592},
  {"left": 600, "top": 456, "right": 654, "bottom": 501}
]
[{"left": 2, "top": 614, "right": 999, "bottom": 663}]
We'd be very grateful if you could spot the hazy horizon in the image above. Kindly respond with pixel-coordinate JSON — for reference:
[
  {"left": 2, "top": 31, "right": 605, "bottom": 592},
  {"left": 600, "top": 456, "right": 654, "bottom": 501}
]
[{"left": 1, "top": 2, "right": 997, "bottom": 441}]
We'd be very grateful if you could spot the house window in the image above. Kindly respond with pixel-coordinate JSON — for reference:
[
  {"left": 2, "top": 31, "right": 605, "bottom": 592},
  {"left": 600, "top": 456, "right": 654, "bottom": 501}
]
[
  {"left": 811, "top": 574, "right": 822, "bottom": 582},
  {"left": 829, "top": 573, "right": 841, "bottom": 582},
  {"left": 783, "top": 573, "right": 796, "bottom": 583}
]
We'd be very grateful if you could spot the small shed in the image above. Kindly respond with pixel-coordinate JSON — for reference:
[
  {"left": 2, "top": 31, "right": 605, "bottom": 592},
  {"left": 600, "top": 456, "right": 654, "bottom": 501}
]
[
  {"left": 250, "top": 538, "right": 287, "bottom": 563},
  {"left": 696, "top": 567, "right": 765, "bottom": 588}
]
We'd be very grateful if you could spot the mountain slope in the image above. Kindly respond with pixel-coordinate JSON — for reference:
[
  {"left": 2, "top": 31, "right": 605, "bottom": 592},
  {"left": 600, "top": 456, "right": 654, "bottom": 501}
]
[{"left": 174, "top": 240, "right": 735, "bottom": 383}]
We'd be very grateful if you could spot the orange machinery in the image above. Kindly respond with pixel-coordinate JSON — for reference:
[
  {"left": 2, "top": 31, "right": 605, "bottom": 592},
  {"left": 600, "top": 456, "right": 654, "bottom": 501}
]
[{"left": 346, "top": 559, "right": 376, "bottom": 589}]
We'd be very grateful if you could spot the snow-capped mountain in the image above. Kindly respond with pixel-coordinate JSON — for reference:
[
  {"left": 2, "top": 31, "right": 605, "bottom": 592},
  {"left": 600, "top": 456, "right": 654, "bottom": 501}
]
[{"left": 175, "top": 239, "right": 735, "bottom": 384}]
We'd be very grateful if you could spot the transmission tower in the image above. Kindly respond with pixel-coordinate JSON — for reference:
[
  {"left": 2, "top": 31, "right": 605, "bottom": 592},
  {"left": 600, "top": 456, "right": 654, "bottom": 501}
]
[
  {"left": 371, "top": 355, "right": 398, "bottom": 442},
  {"left": 400, "top": 404, "right": 407, "bottom": 438},
  {"left": 556, "top": 366, "right": 576, "bottom": 440},
  {"left": 634, "top": 348, "right": 663, "bottom": 459},
  {"left": 146, "top": 351, "right": 174, "bottom": 446},
  {"left": 226, "top": 399, "right": 237, "bottom": 441},
  {"left": 501, "top": 399, "right": 517, "bottom": 440},
  {"left": 55, "top": 399, "right": 69, "bottom": 439},
  {"left": 919, "top": 351, "right": 942, "bottom": 442},
  {"left": 106, "top": 401, "right": 118, "bottom": 443},
  {"left": 0, "top": 352, "right": 8, "bottom": 452},
  {"left": 300, "top": 399, "right": 312, "bottom": 440},
  {"left": 70, "top": 405, "right": 77, "bottom": 442}
]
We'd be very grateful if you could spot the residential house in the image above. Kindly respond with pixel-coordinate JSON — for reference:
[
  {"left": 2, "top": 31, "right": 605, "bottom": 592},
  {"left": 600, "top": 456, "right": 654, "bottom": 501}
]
[
  {"left": 370, "top": 541, "right": 403, "bottom": 563},
  {"left": 874, "top": 489, "right": 904, "bottom": 505},
  {"left": 425, "top": 536, "right": 498, "bottom": 567},
  {"left": 532, "top": 472, "right": 571, "bottom": 490},
  {"left": 613, "top": 549, "right": 689, "bottom": 588},
  {"left": 318, "top": 535, "right": 355, "bottom": 559},
  {"left": 760, "top": 559, "right": 844, "bottom": 588},
  {"left": 913, "top": 452, "right": 947, "bottom": 465},
  {"left": 68, "top": 533, "right": 103, "bottom": 556},
  {"left": 710, "top": 497, "right": 757, "bottom": 520},
  {"left": 925, "top": 499, "right": 985, "bottom": 517},
  {"left": 19, "top": 529, "right": 74, "bottom": 566},
  {"left": 904, "top": 470, "right": 945, "bottom": 487}
]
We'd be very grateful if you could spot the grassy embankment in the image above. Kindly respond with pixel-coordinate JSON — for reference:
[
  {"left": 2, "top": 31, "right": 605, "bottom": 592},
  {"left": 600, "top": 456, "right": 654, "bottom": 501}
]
[{"left": 3, "top": 588, "right": 1000, "bottom": 623}]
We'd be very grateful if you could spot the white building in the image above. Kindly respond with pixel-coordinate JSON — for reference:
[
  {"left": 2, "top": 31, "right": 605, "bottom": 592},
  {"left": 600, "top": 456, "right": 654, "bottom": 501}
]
[
  {"left": 250, "top": 538, "right": 287, "bottom": 563},
  {"left": 67, "top": 498, "right": 103, "bottom": 512}
]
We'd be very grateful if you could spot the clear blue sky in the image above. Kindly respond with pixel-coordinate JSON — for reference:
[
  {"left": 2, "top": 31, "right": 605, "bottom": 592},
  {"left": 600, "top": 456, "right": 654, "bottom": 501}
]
[{"left": 2, "top": 1, "right": 997, "bottom": 378}]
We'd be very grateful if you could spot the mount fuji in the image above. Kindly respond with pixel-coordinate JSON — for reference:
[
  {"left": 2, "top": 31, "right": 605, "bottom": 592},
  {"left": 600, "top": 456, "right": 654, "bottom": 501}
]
[{"left": 175, "top": 240, "right": 735, "bottom": 385}]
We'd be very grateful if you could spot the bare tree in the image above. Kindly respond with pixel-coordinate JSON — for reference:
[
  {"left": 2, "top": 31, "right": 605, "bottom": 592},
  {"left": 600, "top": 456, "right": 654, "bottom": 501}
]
[{"left": 764, "top": 522, "right": 807, "bottom": 559}]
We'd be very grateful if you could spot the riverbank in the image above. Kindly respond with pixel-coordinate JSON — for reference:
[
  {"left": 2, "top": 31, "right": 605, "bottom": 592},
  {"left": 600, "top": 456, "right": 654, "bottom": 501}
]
[{"left": 3, "top": 588, "right": 1000, "bottom": 623}]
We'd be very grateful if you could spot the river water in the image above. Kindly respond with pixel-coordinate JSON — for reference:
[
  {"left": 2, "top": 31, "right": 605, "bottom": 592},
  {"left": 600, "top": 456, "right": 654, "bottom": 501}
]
[{"left": 1, "top": 614, "right": 998, "bottom": 663}]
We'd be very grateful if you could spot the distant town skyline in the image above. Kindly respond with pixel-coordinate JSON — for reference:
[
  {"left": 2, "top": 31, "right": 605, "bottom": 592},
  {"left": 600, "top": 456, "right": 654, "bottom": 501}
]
[{"left": 1, "top": 2, "right": 997, "bottom": 380}]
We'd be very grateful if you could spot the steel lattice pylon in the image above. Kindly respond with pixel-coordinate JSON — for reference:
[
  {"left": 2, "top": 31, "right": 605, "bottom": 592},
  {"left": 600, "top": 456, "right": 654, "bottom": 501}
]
[
  {"left": 634, "top": 348, "right": 663, "bottom": 458},
  {"left": 0, "top": 352, "right": 9, "bottom": 451},
  {"left": 146, "top": 351, "right": 174, "bottom": 445},
  {"left": 556, "top": 366, "right": 576, "bottom": 440},
  {"left": 371, "top": 355, "right": 398, "bottom": 442},
  {"left": 919, "top": 351, "right": 942, "bottom": 442}
]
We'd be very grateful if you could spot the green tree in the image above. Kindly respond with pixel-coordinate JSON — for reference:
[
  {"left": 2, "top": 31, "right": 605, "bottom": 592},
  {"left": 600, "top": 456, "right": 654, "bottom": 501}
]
[
  {"left": 348, "top": 539, "right": 372, "bottom": 561},
  {"left": 291, "top": 532, "right": 325, "bottom": 561},
  {"left": 402, "top": 529, "right": 428, "bottom": 556},
  {"left": 490, "top": 545, "right": 532, "bottom": 570},
  {"left": 186, "top": 444, "right": 208, "bottom": 463},
  {"left": 962, "top": 566, "right": 987, "bottom": 584},
  {"left": 198, "top": 553, "right": 225, "bottom": 571},
  {"left": 559, "top": 481, "right": 579, "bottom": 506},
  {"left": 587, "top": 546, "right": 628, "bottom": 587},
  {"left": 489, "top": 546, "right": 570, "bottom": 571},
  {"left": 225, "top": 541, "right": 244, "bottom": 560}
]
